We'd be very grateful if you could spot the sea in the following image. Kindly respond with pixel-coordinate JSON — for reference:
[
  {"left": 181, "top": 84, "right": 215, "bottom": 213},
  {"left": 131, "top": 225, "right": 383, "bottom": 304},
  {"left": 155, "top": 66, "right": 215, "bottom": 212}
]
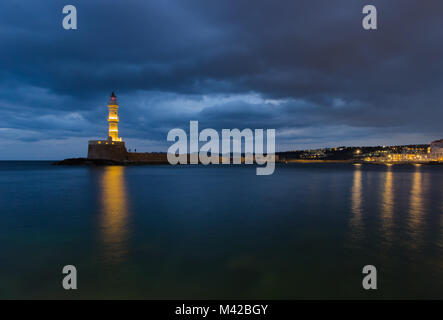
[{"left": 0, "top": 161, "right": 442, "bottom": 299}]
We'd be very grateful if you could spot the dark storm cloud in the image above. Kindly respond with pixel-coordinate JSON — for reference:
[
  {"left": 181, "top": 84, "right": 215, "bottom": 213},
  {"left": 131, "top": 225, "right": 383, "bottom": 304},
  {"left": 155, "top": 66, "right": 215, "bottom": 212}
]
[{"left": 0, "top": 0, "right": 442, "bottom": 158}]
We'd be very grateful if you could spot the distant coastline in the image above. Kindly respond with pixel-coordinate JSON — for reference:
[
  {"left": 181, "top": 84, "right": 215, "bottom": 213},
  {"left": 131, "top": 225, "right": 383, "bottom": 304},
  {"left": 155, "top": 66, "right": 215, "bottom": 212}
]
[
  {"left": 54, "top": 142, "right": 443, "bottom": 166},
  {"left": 278, "top": 142, "right": 443, "bottom": 165}
]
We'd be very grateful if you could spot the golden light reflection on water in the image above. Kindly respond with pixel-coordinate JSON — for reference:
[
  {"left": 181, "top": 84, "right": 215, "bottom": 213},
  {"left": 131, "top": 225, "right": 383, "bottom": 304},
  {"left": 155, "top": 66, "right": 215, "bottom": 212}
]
[
  {"left": 381, "top": 168, "right": 394, "bottom": 243},
  {"left": 350, "top": 166, "right": 363, "bottom": 240},
  {"left": 408, "top": 166, "right": 425, "bottom": 249},
  {"left": 100, "top": 166, "right": 129, "bottom": 263}
]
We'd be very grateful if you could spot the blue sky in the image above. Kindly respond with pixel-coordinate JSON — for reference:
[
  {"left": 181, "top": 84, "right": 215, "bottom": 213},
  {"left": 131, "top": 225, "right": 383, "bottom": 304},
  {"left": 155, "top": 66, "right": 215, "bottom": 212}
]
[{"left": 0, "top": 0, "right": 442, "bottom": 159}]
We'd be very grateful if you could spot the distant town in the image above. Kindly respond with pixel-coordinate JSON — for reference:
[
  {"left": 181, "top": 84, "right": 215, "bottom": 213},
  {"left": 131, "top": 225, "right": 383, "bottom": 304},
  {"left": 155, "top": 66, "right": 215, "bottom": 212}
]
[{"left": 277, "top": 140, "right": 443, "bottom": 164}]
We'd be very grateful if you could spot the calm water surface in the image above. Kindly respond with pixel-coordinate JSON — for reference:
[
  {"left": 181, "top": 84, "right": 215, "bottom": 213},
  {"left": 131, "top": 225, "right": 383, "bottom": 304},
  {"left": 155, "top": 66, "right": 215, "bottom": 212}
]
[{"left": 0, "top": 161, "right": 442, "bottom": 299}]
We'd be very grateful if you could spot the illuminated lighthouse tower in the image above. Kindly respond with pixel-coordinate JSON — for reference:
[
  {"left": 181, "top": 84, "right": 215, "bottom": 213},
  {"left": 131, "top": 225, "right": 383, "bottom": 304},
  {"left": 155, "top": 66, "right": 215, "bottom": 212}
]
[
  {"left": 87, "top": 92, "right": 127, "bottom": 161},
  {"left": 107, "top": 92, "right": 122, "bottom": 142},
  {"left": 87, "top": 91, "right": 167, "bottom": 163}
]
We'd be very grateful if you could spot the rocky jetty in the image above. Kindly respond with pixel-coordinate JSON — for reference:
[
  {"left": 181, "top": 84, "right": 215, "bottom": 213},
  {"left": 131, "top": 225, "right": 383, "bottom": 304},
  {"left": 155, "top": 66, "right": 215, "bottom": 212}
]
[{"left": 53, "top": 158, "right": 169, "bottom": 166}]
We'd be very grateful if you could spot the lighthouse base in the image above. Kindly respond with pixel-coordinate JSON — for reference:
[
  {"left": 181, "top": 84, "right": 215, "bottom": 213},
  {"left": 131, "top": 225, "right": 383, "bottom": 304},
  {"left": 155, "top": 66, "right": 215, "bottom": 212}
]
[
  {"left": 88, "top": 139, "right": 128, "bottom": 161},
  {"left": 86, "top": 139, "right": 168, "bottom": 164}
]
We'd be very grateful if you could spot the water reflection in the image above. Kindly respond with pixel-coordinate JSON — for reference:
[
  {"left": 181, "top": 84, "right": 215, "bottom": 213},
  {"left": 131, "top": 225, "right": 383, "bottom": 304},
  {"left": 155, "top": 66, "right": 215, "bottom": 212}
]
[
  {"left": 381, "top": 167, "right": 394, "bottom": 243},
  {"left": 100, "top": 166, "right": 130, "bottom": 263},
  {"left": 350, "top": 165, "right": 363, "bottom": 240},
  {"left": 408, "top": 166, "right": 425, "bottom": 249}
]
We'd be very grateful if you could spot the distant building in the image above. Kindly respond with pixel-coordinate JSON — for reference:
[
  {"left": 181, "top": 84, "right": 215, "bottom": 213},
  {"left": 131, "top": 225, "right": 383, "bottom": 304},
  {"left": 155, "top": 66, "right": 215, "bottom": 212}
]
[{"left": 430, "top": 139, "right": 443, "bottom": 160}]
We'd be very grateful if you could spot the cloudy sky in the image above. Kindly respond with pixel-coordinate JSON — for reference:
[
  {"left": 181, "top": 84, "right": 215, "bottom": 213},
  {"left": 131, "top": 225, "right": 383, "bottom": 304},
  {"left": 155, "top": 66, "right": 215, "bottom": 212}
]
[{"left": 0, "top": 0, "right": 442, "bottom": 159}]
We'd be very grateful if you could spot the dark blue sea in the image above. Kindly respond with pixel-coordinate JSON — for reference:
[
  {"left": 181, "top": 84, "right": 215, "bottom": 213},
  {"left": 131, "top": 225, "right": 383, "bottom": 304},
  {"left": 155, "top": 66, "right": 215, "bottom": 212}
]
[{"left": 0, "top": 161, "right": 442, "bottom": 299}]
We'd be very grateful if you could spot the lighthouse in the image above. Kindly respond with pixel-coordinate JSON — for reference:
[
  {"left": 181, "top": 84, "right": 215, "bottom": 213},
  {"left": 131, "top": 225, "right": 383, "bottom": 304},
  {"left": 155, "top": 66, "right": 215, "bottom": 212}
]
[
  {"left": 107, "top": 92, "right": 122, "bottom": 142},
  {"left": 87, "top": 92, "right": 127, "bottom": 161},
  {"left": 87, "top": 92, "right": 168, "bottom": 163}
]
